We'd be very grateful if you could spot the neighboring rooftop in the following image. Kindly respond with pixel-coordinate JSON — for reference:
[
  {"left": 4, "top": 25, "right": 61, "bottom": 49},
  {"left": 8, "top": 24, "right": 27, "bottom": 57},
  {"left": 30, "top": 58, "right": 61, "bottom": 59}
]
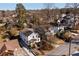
[{"left": 0, "top": 39, "right": 29, "bottom": 56}]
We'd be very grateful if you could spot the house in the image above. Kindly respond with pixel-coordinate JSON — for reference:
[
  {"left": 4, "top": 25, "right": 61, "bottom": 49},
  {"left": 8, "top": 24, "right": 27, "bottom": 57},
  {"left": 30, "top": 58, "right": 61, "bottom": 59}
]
[
  {"left": 59, "top": 13, "right": 75, "bottom": 28},
  {"left": 0, "top": 20, "right": 6, "bottom": 27},
  {"left": 19, "top": 31, "right": 40, "bottom": 46},
  {"left": 48, "top": 26, "right": 64, "bottom": 35}
]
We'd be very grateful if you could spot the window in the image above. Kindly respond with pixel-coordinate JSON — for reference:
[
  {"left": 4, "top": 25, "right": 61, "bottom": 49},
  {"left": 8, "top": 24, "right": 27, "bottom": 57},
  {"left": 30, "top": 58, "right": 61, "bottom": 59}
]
[
  {"left": 38, "top": 39, "right": 40, "bottom": 42},
  {"left": 38, "top": 35, "right": 40, "bottom": 38},
  {"left": 33, "top": 36, "right": 34, "bottom": 38},
  {"left": 36, "top": 35, "right": 38, "bottom": 37}
]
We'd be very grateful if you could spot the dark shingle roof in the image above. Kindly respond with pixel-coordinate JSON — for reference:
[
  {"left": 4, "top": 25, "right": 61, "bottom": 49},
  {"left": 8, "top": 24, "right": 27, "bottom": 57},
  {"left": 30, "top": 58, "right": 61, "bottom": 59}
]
[{"left": 24, "top": 31, "right": 32, "bottom": 36}]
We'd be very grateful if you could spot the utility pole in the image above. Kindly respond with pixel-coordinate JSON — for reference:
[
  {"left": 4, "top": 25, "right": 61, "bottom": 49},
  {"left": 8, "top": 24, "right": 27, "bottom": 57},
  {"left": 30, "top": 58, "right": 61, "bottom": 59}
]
[{"left": 69, "top": 37, "right": 72, "bottom": 56}]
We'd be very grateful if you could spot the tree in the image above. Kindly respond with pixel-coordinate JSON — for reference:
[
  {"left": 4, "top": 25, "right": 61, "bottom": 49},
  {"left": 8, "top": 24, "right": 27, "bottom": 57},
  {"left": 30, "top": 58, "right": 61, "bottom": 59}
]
[
  {"left": 43, "top": 3, "right": 56, "bottom": 21},
  {"left": 16, "top": 3, "right": 27, "bottom": 28},
  {"left": 65, "top": 3, "right": 79, "bottom": 29},
  {"left": 1, "top": 10, "right": 5, "bottom": 17},
  {"left": 65, "top": 3, "right": 79, "bottom": 16},
  {"left": 32, "top": 13, "right": 40, "bottom": 26},
  {"left": 65, "top": 3, "right": 79, "bottom": 8}
]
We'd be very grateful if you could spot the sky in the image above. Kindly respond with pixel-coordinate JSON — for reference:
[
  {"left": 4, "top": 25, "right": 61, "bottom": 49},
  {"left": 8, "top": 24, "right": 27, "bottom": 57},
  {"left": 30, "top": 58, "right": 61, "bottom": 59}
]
[{"left": 0, "top": 3, "right": 66, "bottom": 10}]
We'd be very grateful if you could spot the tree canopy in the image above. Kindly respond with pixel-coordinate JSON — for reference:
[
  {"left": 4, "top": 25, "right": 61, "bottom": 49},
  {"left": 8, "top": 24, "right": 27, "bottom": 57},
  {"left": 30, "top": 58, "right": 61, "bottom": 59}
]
[{"left": 16, "top": 3, "right": 27, "bottom": 28}]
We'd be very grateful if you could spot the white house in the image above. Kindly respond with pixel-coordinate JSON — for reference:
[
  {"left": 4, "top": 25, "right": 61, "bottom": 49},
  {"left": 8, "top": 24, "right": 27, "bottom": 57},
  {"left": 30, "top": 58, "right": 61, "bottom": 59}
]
[
  {"left": 61, "top": 14, "right": 66, "bottom": 18},
  {"left": 49, "top": 26, "right": 64, "bottom": 35},
  {"left": 20, "top": 31, "right": 40, "bottom": 45},
  {"left": 27, "top": 32, "right": 40, "bottom": 43}
]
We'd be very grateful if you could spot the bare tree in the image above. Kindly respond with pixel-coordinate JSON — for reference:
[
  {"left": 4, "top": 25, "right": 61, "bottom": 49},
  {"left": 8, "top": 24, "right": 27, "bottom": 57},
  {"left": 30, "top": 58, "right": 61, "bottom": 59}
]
[
  {"left": 65, "top": 3, "right": 79, "bottom": 8},
  {"left": 1, "top": 10, "right": 5, "bottom": 17},
  {"left": 43, "top": 3, "right": 56, "bottom": 21},
  {"left": 65, "top": 3, "right": 79, "bottom": 16}
]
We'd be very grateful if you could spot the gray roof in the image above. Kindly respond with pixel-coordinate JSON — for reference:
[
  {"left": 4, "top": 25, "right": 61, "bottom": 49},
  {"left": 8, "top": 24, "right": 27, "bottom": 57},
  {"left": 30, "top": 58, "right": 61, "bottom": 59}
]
[{"left": 24, "top": 31, "right": 32, "bottom": 36}]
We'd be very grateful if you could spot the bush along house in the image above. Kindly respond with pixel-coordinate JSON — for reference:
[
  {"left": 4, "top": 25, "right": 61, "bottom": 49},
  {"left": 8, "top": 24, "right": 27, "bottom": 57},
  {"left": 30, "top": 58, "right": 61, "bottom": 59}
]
[{"left": 19, "top": 30, "right": 41, "bottom": 48}]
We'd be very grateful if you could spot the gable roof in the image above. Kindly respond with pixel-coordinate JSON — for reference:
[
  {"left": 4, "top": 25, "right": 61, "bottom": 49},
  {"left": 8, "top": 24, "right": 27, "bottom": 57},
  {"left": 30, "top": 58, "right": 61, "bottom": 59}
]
[
  {"left": 0, "top": 39, "right": 20, "bottom": 51},
  {"left": 24, "top": 31, "right": 33, "bottom": 36},
  {"left": 0, "top": 39, "right": 21, "bottom": 55},
  {"left": 5, "top": 40, "right": 20, "bottom": 50}
]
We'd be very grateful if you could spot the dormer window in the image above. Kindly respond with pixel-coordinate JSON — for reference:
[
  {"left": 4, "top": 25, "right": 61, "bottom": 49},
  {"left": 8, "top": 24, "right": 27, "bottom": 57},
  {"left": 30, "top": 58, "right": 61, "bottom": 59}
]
[{"left": 33, "top": 36, "right": 34, "bottom": 38}]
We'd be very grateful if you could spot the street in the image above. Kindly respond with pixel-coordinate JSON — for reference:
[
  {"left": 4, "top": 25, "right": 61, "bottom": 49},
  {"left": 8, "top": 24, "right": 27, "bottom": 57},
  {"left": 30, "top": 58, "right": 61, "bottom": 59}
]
[{"left": 45, "top": 42, "right": 79, "bottom": 56}]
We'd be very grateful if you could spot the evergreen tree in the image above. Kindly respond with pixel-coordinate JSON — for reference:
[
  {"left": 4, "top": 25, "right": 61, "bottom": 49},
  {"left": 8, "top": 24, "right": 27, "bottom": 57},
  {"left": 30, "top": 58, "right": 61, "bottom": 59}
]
[{"left": 16, "top": 3, "right": 27, "bottom": 28}]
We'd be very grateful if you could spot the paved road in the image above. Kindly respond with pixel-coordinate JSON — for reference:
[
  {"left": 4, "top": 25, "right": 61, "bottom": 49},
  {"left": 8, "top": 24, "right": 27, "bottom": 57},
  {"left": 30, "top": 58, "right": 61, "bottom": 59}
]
[{"left": 46, "top": 42, "right": 79, "bottom": 56}]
